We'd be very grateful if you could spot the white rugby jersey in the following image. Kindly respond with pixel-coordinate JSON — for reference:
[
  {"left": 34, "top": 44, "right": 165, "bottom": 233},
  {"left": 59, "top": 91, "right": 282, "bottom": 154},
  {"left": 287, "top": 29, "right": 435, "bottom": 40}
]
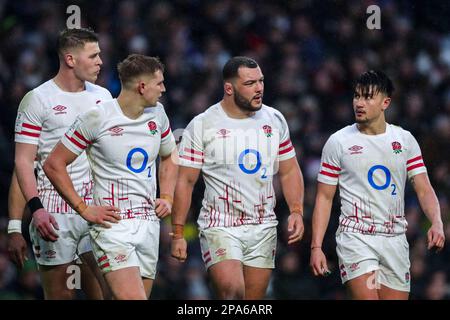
[
  {"left": 14, "top": 80, "right": 112, "bottom": 213},
  {"left": 61, "top": 99, "right": 176, "bottom": 220},
  {"left": 179, "top": 102, "right": 296, "bottom": 230},
  {"left": 317, "top": 123, "right": 427, "bottom": 236}
]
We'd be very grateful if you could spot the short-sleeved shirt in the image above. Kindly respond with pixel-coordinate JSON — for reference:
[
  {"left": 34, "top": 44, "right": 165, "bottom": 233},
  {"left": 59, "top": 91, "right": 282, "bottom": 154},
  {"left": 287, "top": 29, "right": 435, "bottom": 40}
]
[
  {"left": 14, "top": 80, "right": 112, "bottom": 213},
  {"left": 317, "top": 123, "right": 427, "bottom": 235},
  {"left": 179, "top": 102, "right": 296, "bottom": 230},
  {"left": 61, "top": 99, "right": 176, "bottom": 220}
]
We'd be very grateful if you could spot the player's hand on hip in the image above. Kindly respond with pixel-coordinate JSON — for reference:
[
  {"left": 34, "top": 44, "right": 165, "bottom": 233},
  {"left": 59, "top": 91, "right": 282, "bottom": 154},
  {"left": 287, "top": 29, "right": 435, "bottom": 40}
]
[
  {"left": 427, "top": 221, "right": 445, "bottom": 252},
  {"left": 7, "top": 233, "right": 28, "bottom": 269},
  {"left": 287, "top": 213, "right": 304, "bottom": 245},
  {"left": 155, "top": 198, "right": 172, "bottom": 218},
  {"left": 32, "top": 208, "right": 59, "bottom": 242},
  {"left": 81, "top": 205, "right": 121, "bottom": 228},
  {"left": 170, "top": 238, "right": 187, "bottom": 262},
  {"left": 310, "top": 248, "right": 331, "bottom": 277}
]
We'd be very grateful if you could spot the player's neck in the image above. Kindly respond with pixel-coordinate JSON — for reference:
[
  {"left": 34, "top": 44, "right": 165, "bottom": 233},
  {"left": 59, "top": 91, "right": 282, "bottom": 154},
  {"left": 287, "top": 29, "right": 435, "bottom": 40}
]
[
  {"left": 116, "top": 92, "right": 146, "bottom": 120},
  {"left": 220, "top": 99, "right": 255, "bottom": 119},
  {"left": 357, "top": 119, "right": 387, "bottom": 135},
  {"left": 53, "top": 71, "right": 86, "bottom": 92}
]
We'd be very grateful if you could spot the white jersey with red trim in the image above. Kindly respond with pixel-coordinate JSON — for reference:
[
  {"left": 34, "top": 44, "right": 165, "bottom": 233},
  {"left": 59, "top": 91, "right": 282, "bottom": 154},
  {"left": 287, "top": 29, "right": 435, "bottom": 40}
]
[
  {"left": 179, "top": 102, "right": 296, "bottom": 230},
  {"left": 317, "top": 123, "right": 427, "bottom": 235},
  {"left": 61, "top": 99, "right": 176, "bottom": 220},
  {"left": 14, "top": 80, "right": 112, "bottom": 213}
]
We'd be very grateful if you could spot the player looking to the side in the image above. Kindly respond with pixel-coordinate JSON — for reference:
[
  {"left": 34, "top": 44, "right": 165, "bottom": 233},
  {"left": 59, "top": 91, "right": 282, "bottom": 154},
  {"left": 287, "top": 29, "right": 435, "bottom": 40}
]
[{"left": 310, "top": 70, "right": 445, "bottom": 299}]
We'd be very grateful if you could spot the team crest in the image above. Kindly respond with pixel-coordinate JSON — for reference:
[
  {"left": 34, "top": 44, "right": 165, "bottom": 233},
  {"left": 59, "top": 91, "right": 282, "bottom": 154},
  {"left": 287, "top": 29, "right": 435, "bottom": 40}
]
[
  {"left": 147, "top": 121, "right": 158, "bottom": 135},
  {"left": 262, "top": 125, "right": 272, "bottom": 137},
  {"left": 391, "top": 141, "right": 402, "bottom": 154}
]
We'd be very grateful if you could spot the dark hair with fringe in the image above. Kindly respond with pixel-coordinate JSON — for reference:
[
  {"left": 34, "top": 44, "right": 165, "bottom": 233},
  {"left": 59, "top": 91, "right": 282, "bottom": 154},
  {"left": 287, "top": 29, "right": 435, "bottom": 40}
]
[{"left": 353, "top": 70, "right": 395, "bottom": 98}]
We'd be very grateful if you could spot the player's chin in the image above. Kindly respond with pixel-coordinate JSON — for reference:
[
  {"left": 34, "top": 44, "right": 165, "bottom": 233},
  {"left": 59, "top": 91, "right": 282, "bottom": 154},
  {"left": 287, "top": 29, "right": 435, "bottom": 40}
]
[{"left": 251, "top": 101, "right": 263, "bottom": 110}]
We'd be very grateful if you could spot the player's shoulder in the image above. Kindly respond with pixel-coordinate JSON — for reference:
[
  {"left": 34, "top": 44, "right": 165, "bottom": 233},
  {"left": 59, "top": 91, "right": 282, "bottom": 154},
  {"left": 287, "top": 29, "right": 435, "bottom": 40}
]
[
  {"left": 85, "top": 82, "right": 113, "bottom": 99},
  {"left": 388, "top": 123, "right": 413, "bottom": 137},
  {"left": 30, "top": 79, "right": 56, "bottom": 99},
  {"left": 328, "top": 124, "right": 358, "bottom": 142}
]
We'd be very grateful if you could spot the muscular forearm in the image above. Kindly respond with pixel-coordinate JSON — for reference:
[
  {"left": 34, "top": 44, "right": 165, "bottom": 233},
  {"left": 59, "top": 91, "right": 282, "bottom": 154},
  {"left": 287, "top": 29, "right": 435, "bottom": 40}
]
[
  {"left": 171, "top": 179, "right": 194, "bottom": 225},
  {"left": 15, "top": 158, "right": 39, "bottom": 201},
  {"left": 159, "top": 152, "right": 178, "bottom": 197},
  {"left": 8, "top": 169, "right": 27, "bottom": 220},
  {"left": 311, "top": 194, "right": 333, "bottom": 248},
  {"left": 417, "top": 188, "right": 442, "bottom": 225},
  {"left": 279, "top": 163, "right": 304, "bottom": 214}
]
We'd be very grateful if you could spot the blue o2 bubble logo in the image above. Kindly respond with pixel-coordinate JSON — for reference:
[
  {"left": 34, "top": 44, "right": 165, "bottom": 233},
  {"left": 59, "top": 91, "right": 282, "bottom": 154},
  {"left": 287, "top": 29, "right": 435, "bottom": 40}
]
[
  {"left": 238, "top": 149, "right": 262, "bottom": 174},
  {"left": 126, "top": 148, "right": 149, "bottom": 173},
  {"left": 367, "top": 164, "right": 397, "bottom": 195}
]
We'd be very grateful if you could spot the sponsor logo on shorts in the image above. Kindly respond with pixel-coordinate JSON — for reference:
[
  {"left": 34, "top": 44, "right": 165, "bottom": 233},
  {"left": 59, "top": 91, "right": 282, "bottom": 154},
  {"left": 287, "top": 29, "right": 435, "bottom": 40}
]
[
  {"left": 114, "top": 254, "right": 127, "bottom": 263},
  {"left": 349, "top": 262, "right": 360, "bottom": 272},
  {"left": 45, "top": 250, "right": 56, "bottom": 259},
  {"left": 215, "top": 248, "right": 227, "bottom": 257}
]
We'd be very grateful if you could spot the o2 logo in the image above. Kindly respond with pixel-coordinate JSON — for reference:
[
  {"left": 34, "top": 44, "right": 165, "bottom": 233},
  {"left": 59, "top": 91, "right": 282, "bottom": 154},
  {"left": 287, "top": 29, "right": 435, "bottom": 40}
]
[
  {"left": 238, "top": 149, "right": 267, "bottom": 179},
  {"left": 367, "top": 165, "right": 396, "bottom": 195},
  {"left": 126, "top": 148, "right": 152, "bottom": 177}
]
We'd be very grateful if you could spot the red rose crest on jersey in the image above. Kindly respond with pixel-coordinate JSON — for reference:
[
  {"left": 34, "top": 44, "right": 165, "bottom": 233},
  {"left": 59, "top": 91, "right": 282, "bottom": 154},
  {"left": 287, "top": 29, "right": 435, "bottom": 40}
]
[
  {"left": 263, "top": 125, "right": 273, "bottom": 137},
  {"left": 392, "top": 141, "right": 402, "bottom": 154},
  {"left": 148, "top": 121, "right": 158, "bottom": 135},
  {"left": 53, "top": 105, "right": 67, "bottom": 115}
]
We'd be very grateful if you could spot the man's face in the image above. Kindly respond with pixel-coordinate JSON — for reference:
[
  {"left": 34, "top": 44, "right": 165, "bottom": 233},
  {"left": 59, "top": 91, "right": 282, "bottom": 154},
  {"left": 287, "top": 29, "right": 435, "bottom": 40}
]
[
  {"left": 72, "top": 42, "right": 102, "bottom": 83},
  {"left": 353, "top": 86, "right": 390, "bottom": 124},
  {"left": 231, "top": 66, "right": 264, "bottom": 112},
  {"left": 141, "top": 70, "right": 166, "bottom": 106}
]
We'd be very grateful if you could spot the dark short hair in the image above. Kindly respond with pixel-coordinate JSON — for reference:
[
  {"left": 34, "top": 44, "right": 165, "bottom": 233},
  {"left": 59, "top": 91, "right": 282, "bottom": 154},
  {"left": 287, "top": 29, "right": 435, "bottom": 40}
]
[
  {"left": 353, "top": 70, "right": 395, "bottom": 97},
  {"left": 222, "top": 56, "right": 259, "bottom": 81},
  {"left": 57, "top": 28, "right": 99, "bottom": 58},
  {"left": 117, "top": 54, "right": 165, "bottom": 88}
]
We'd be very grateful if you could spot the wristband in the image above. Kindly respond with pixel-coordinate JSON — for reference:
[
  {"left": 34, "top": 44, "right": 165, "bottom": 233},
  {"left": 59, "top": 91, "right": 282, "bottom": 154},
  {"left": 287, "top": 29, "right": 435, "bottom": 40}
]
[
  {"left": 7, "top": 219, "right": 22, "bottom": 234},
  {"left": 160, "top": 194, "right": 174, "bottom": 205},
  {"left": 27, "top": 196, "right": 44, "bottom": 214},
  {"left": 74, "top": 201, "right": 88, "bottom": 214},
  {"left": 171, "top": 224, "right": 184, "bottom": 239}
]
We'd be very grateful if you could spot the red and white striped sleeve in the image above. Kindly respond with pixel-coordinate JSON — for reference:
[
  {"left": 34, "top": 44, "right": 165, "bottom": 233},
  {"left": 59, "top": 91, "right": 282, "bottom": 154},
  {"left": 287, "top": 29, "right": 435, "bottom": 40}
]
[
  {"left": 14, "top": 91, "right": 44, "bottom": 145},
  {"left": 405, "top": 133, "right": 427, "bottom": 178},
  {"left": 61, "top": 111, "right": 96, "bottom": 156},
  {"left": 317, "top": 135, "right": 341, "bottom": 185},
  {"left": 158, "top": 107, "right": 176, "bottom": 157},
  {"left": 178, "top": 117, "right": 204, "bottom": 168},
  {"left": 276, "top": 111, "right": 296, "bottom": 161}
]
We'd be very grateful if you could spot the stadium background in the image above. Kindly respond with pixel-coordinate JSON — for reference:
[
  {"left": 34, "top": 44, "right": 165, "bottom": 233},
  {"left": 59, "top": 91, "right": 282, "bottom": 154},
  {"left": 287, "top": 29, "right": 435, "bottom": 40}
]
[{"left": 0, "top": 0, "right": 449, "bottom": 299}]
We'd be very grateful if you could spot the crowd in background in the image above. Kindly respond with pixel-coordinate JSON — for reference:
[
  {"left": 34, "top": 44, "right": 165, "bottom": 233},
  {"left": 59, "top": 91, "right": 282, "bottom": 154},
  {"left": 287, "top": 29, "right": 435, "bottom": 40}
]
[{"left": 0, "top": 0, "right": 449, "bottom": 299}]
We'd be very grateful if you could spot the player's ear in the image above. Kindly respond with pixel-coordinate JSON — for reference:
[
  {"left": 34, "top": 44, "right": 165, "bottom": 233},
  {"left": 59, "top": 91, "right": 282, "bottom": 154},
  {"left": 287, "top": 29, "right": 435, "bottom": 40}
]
[
  {"left": 382, "top": 97, "right": 391, "bottom": 110},
  {"left": 224, "top": 81, "right": 233, "bottom": 96},
  {"left": 138, "top": 80, "right": 145, "bottom": 95},
  {"left": 64, "top": 53, "right": 76, "bottom": 68}
]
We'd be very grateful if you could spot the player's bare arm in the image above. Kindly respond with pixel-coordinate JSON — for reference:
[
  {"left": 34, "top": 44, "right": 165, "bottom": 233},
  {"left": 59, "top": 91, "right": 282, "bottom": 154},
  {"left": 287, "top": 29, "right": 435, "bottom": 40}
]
[
  {"left": 170, "top": 166, "right": 201, "bottom": 262},
  {"left": 410, "top": 172, "right": 445, "bottom": 251},
  {"left": 310, "top": 182, "right": 337, "bottom": 277},
  {"left": 15, "top": 142, "right": 60, "bottom": 241},
  {"left": 155, "top": 148, "right": 179, "bottom": 218},
  {"left": 278, "top": 157, "right": 305, "bottom": 245},
  {"left": 7, "top": 168, "right": 28, "bottom": 268},
  {"left": 43, "top": 142, "right": 121, "bottom": 228}
]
